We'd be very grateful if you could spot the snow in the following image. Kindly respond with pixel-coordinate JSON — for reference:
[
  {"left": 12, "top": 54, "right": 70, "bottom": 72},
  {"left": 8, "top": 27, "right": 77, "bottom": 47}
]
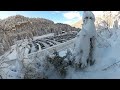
[
  {"left": 33, "top": 33, "right": 54, "bottom": 40},
  {"left": 2, "top": 12, "right": 120, "bottom": 79},
  {"left": 7, "top": 49, "right": 17, "bottom": 60},
  {"left": 59, "top": 50, "right": 67, "bottom": 57},
  {"left": 64, "top": 27, "right": 120, "bottom": 79},
  {"left": 2, "top": 27, "right": 120, "bottom": 79},
  {"left": 66, "top": 69, "right": 120, "bottom": 79},
  {"left": 83, "top": 11, "right": 95, "bottom": 24},
  {"left": 40, "top": 27, "right": 120, "bottom": 79},
  {"left": 72, "top": 11, "right": 96, "bottom": 68}
]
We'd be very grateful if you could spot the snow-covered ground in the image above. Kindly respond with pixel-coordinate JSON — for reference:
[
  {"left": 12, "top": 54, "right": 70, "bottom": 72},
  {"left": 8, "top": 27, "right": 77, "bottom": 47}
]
[
  {"left": 1, "top": 11, "right": 120, "bottom": 79},
  {"left": 65, "top": 28, "right": 120, "bottom": 79},
  {"left": 1, "top": 28, "right": 120, "bottom": 79},
  {"left": 33, "top": 33, "right": 54, "bottom": 40}
]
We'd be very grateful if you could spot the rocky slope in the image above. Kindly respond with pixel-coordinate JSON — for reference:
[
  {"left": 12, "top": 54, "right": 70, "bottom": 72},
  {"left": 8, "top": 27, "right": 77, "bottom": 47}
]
[{"left": 0, "top": 15, "right": 80, "bottom": 55}]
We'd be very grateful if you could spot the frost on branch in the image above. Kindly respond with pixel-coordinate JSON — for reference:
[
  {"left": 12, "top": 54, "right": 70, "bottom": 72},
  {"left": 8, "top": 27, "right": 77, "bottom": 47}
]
[
  {"left": 113, "top": 20, "right": 118, "bottom": 29},
  {"left": 72, "top": 11, "right": 96, "bottom": 69}
]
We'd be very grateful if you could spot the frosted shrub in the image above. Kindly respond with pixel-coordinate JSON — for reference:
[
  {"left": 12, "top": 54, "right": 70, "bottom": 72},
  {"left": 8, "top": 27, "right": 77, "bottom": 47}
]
[
  {"left": 24, "top": 64, "right": 48, "bottom": 79},
  {"left": 46, "top": 49, "right": 68, "bottom": 78},
  {"left": 72, "top": 11, "right": 96, "bottom": 69}
]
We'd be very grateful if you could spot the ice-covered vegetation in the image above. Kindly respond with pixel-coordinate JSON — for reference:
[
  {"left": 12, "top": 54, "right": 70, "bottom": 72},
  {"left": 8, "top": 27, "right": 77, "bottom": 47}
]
[{"left": 0, "top": 11, "right": 120, "bottom": 79}]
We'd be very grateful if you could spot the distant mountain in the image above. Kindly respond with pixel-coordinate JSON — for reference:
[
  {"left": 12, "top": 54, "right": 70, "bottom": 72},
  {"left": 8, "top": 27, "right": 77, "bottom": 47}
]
[{"left": 71, "top": 19, "right": 83, "bottom": 29}]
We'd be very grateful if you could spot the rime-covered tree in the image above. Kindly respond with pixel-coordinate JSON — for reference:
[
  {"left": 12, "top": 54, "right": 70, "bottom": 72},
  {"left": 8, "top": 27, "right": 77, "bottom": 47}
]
[
  {"left": 72, "top": 11, "right": 96, "bottom": 69},
  {"left": 102, "top": 11, "right": 114, "bottom": 29}
]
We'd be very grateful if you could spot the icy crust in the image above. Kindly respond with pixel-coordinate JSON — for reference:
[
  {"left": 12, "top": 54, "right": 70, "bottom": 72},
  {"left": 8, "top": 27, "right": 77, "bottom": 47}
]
[{"left": 72, "top": 11, "right": 96, "bottom": 68}]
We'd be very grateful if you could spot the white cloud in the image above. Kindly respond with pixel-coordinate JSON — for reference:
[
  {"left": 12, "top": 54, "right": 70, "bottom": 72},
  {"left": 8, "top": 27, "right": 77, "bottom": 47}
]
[
  {"left": 52, "top": 11, "right": 62, "bottom": 14},
  {"left": 54, "top": 11, "right": 61, "bottom": 13},
  {"left": 63, "top": 11, "right": 81, "bottom": 20}
]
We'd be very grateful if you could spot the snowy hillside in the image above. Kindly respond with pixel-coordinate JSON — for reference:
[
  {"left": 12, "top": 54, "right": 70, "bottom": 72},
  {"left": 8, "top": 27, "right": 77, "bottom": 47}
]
[
  {"left": 1, "top": 27, "right": 120, "bottom": 79},
  {"left": 1, "top": 11, "right": 120, "bottom": 79}
]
